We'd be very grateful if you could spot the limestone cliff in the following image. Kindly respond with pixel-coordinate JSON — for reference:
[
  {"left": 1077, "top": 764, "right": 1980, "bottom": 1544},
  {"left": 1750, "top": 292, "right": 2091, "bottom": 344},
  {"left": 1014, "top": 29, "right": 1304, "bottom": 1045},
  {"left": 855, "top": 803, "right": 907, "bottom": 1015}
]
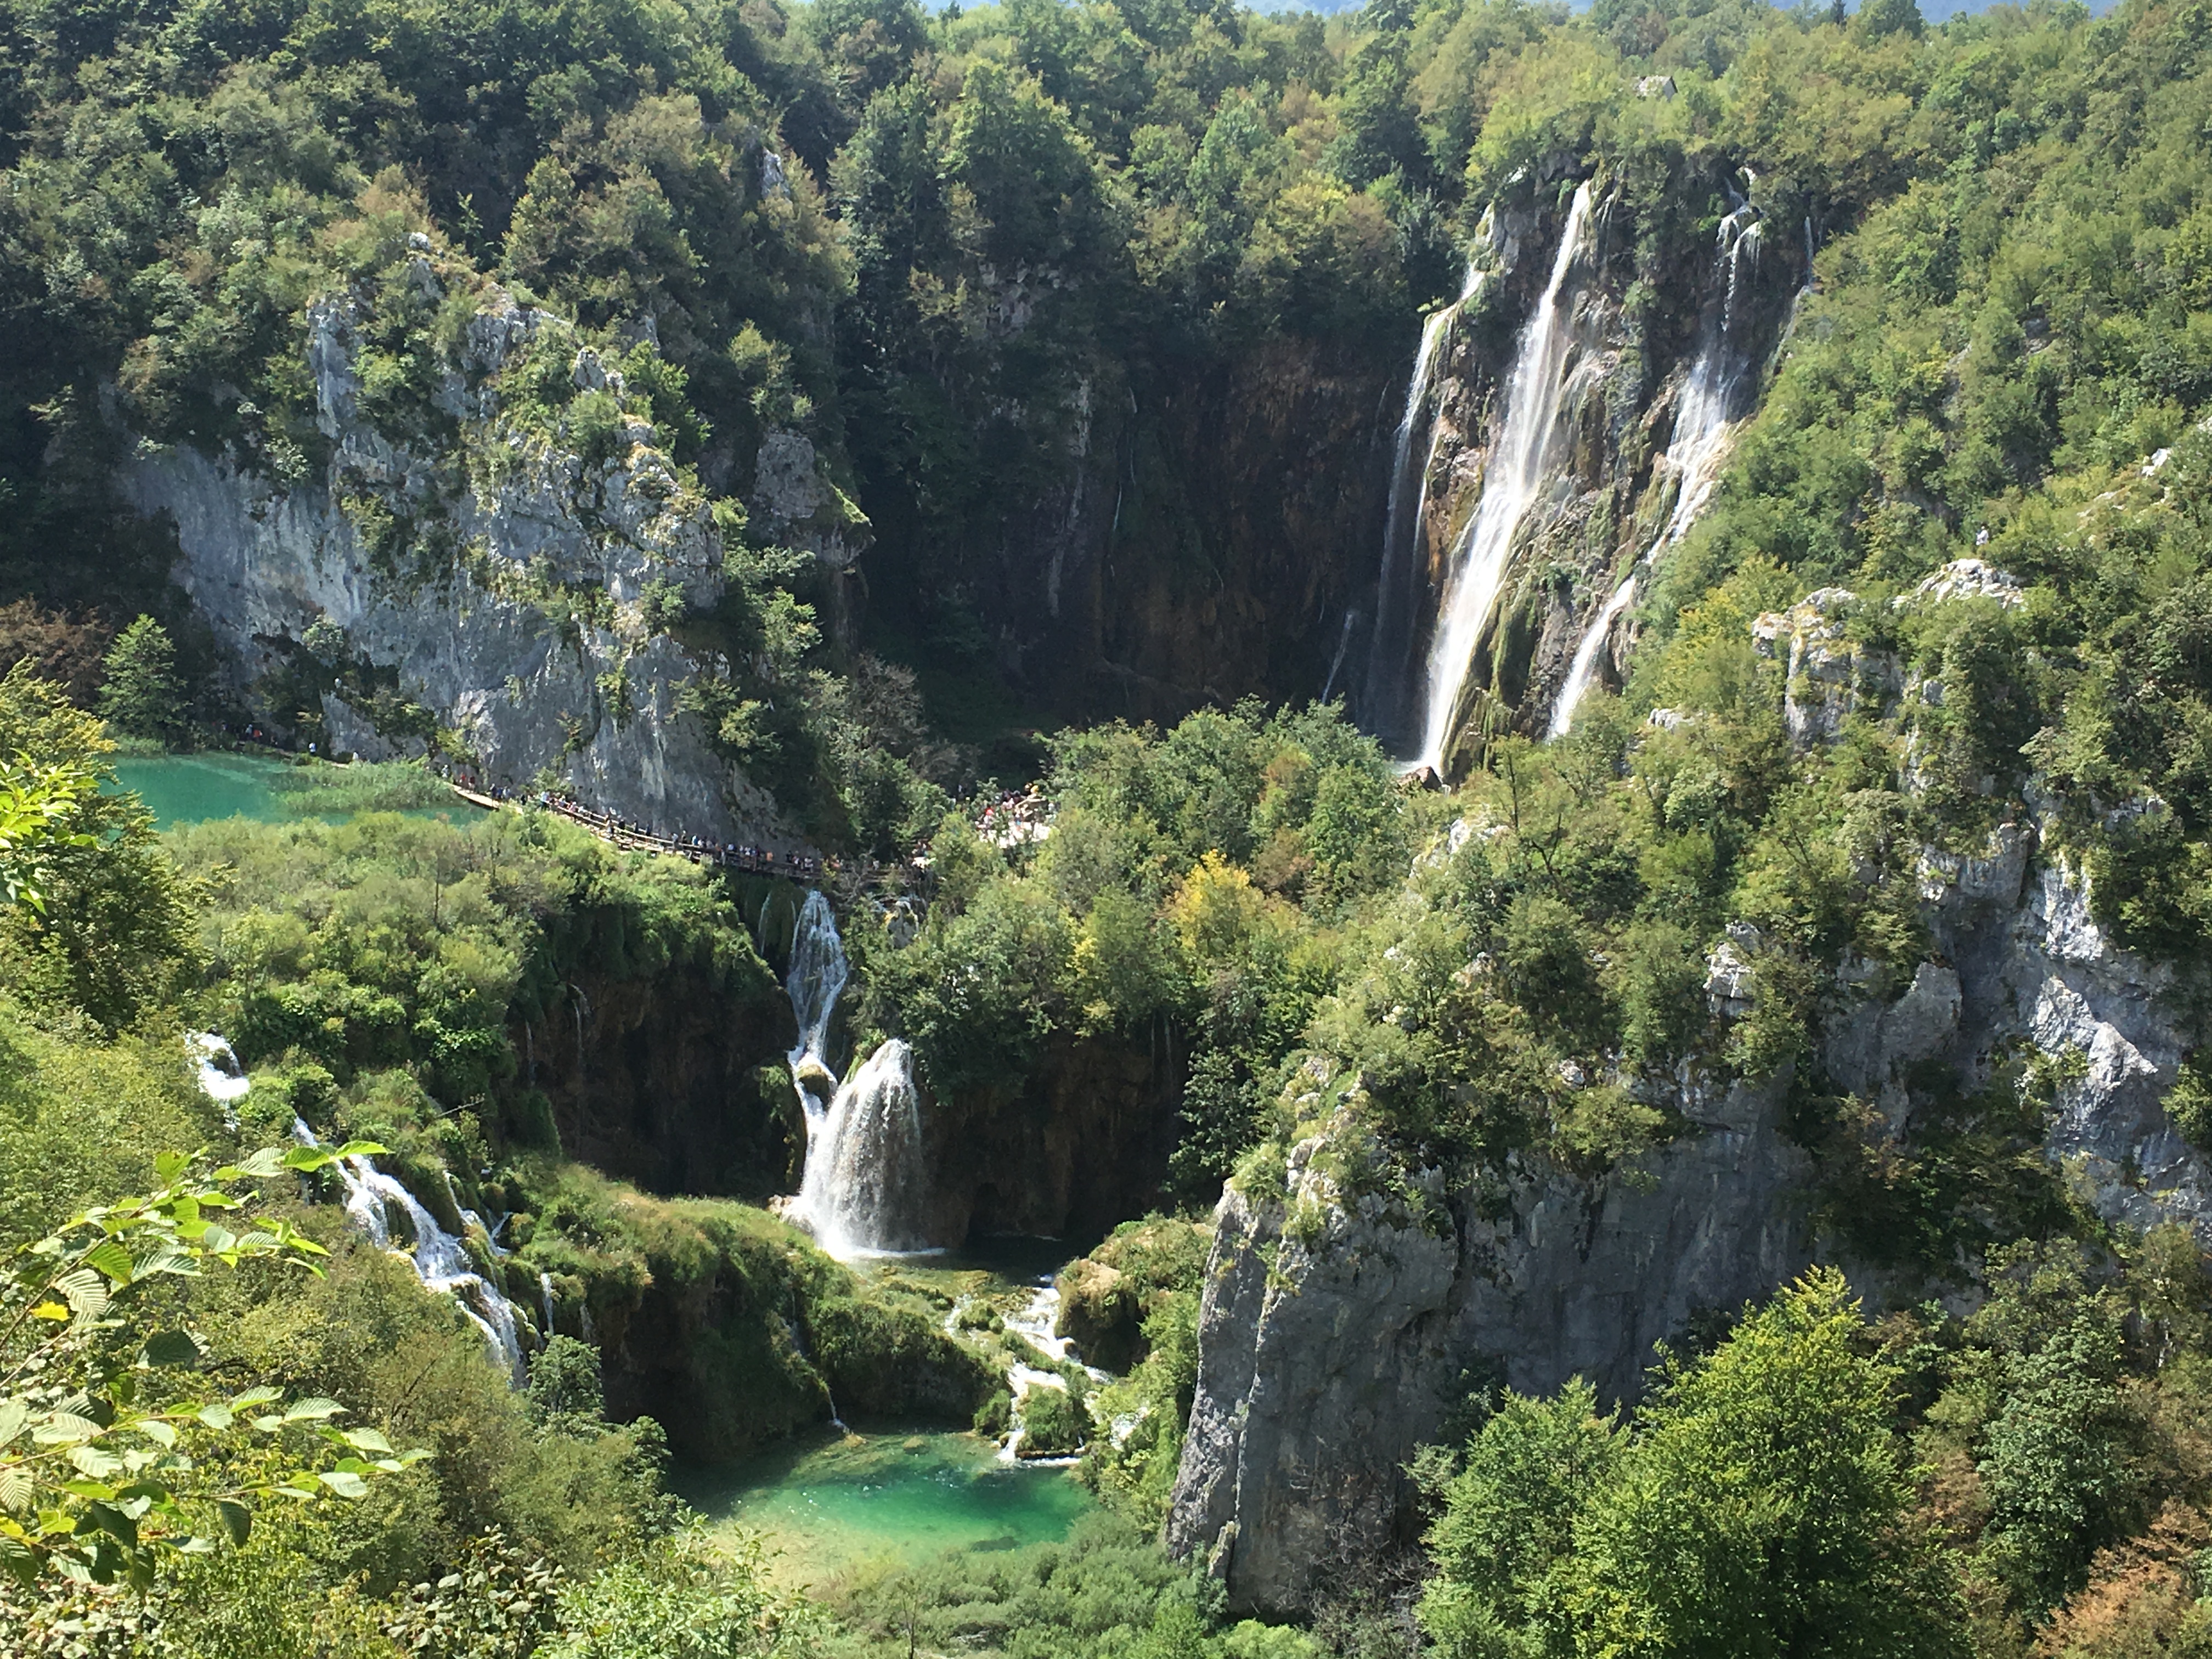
[
  {"left": 124, "top": 255, "right": 805, "bottom": 845},
  {"left": 1166, "top": 783, "right": 2210, "bottom": 1613},
  {"left": 1164, "top": 1071, "right": 1808, "bottom": 1612},
  {"left": 861, "top": 338, "right": 1400, "bottom": 729}
]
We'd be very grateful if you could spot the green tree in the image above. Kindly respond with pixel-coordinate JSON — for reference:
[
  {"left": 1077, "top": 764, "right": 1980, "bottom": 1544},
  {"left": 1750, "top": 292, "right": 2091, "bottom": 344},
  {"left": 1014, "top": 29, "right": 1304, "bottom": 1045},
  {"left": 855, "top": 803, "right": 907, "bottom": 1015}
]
[
  {"left": 95, "top": 617, "right": 187, "bottom": 746},
  {"left": 1419, "top": 1379, "right": 1622, "bottom": 1659},
  {"left": 0, "top": 755, "right": 94, "bottom": 913},
  {"left": 1976, "top": 1315, "right": 2147, "bottom": 1615},
  {"left": 1564, "top": 1270, "right": 1967, "bottom": 1658},
  {"left": 0, "top": 667, "right": 201, "bottom": 1028}
]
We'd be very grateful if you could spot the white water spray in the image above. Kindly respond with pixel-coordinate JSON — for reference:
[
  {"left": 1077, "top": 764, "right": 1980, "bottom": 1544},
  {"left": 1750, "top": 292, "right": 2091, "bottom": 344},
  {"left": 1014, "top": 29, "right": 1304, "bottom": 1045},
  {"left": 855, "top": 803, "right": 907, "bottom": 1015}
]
[
  {"left": 1548, "top": 206, "right": 1764, "bottom": 738},
  {"left": 187, "top": 1032, "right": 251, "bottom": 1130},
  {"left": 296, "top": 1119, "right": 527, "bottom": 1383},
  {"left": 1362, "top": 263, "right": 1485, "bottom": 741},
  {"left": 795, "top": 1038, "right": 935, "bottom": 1257},
  {"left": 781, "top": 893, "right": 936, "bottom": 1258},
  {"left": 1414, "top": 184, "right": 1595, "bottom": 774},
  {"left": 785, "top": 888, "right": 849, "bottom": 1091},
  {"left": 1319, "top": 608, "right": 1358, "bottom": 704}
]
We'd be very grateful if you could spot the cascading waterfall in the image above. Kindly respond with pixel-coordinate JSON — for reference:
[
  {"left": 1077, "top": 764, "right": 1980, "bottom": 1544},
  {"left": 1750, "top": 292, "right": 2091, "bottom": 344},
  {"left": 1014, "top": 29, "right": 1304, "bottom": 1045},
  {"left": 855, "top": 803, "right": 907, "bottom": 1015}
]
[
  {"left": 1548, "top": 202, "right": 1765, "bottom": 739},
  {"left": 187, "top": 1031, "right": 251, "bottom": 1130},
  {"left": 1414, "top": 184, "right": 1595, "bottom": 775},
  {"left": 794, "top": 1038, "right": 934, "bottom": 1258},
  {"left": 295, "top": 1119, "right": 527, "bottom": 1383},
  {"left": 1361, "top": 262, "right": 1484, "bottom": 744},
  {"left": 785, "top": 888, "right": 849, "bottom": 1094},
  {"left": 780, "top": 891, "right": 935, "bottom": 1258}
]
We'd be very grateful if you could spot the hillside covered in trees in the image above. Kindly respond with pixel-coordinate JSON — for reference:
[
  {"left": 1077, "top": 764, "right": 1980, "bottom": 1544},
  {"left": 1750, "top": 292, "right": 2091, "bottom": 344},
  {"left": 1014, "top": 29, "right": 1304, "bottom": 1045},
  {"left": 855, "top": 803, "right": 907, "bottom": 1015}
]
[{"left": 12, "top": 0, "right": 2212, "bottom": 1654}]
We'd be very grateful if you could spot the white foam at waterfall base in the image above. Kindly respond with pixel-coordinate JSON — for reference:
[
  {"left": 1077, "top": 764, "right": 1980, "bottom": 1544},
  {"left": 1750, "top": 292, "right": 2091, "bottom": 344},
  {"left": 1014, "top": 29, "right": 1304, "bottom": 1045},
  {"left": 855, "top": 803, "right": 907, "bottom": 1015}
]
[
  {"left": 295, "top": 1118, "right": 527, "bottom": 1383},
  {"left": 1415, "top": 184, "right": 1595, "bottom": 774},
  {"left": 1548, "top": 209, "right": 1763, "bottom": 740},
  {"left": 795, "top": 1038, "right": 938, "bottom": 1259}
]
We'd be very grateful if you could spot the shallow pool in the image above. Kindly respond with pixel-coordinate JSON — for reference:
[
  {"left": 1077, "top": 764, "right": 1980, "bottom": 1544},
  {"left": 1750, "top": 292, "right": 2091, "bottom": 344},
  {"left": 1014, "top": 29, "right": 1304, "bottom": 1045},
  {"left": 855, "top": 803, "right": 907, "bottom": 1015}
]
[
  {"left": 108, "top": 753, "right": 456, "bottom": 831},
  {"left": 109, "top": 752, "right": 300, "bottom": 828},
  {"left": 680, "top": 1429, "right": 1093, "bottom": 1587}
]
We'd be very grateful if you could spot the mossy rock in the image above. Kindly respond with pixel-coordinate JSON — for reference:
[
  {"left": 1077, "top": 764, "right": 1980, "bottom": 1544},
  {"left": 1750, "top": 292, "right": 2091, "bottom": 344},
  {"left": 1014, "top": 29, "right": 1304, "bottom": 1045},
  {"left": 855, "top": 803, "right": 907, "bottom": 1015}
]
[
  {"left": 1056, "top": 1215, "right": 1212, "bottom": 1371},
  {"left": 1056, "top": 1258, "right": 1143, "bottom": 1372},
  {"left": 1017, "top": 1385, "right": 1087, "bottom": 1458}
]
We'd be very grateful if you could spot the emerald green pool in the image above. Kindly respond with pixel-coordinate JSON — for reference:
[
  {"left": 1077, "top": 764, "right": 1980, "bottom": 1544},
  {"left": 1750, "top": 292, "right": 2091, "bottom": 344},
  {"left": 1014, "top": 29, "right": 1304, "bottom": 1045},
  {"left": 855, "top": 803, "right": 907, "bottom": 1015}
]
[
  {"left": 682, "top": 1430, "right": 1093, "bottom": 1587},
  {"left": 107, "top": 753, "right": 455, "bottom": 830},
  {"left": 108, "top": 752, "right": 302, "bottom": 828}
]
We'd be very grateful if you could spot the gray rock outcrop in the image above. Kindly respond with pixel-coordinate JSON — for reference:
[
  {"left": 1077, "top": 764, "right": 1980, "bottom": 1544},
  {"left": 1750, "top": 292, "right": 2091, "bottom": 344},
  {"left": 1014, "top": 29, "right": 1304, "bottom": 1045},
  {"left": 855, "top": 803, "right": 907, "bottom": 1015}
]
[
  {"left": 126, "top": 278, "right": 797, "bottom": 844},
  {"left": 1168, "top": 817, "right": 2210, "bottom": 1613},
  {"left": 1165, "top": 1076, "right": 1811, "bottom": 1613}
]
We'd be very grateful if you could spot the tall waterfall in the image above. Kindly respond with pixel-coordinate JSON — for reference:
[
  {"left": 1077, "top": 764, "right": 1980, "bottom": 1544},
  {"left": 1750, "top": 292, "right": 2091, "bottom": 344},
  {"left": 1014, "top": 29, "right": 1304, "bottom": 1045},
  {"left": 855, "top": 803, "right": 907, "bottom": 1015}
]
[
  {"left": 781, "top": 891, "right": 935, "bottom": 1258},
  {"left": 1414, "top": 183, "right": 1595, "bottom": 775},
  {"left": 795, "top": 1037, "right": 935, "bottom": 1258},
  {"left": 1361, "top": 262, "right": 1483, "bottom": 744},
  {"left": 1548, "top": 204, "right": 1764, "bottom": 739},
  {"left": 297, "top": 1119, "right": 527, "bottom": 1383}
]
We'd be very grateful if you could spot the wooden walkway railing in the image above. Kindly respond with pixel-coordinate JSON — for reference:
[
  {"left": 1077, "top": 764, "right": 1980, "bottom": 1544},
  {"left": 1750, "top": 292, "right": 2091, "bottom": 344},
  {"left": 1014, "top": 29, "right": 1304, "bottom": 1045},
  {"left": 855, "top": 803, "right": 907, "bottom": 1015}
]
[{"left": 448, "top": 783, "right": 874, "bottom": 887}]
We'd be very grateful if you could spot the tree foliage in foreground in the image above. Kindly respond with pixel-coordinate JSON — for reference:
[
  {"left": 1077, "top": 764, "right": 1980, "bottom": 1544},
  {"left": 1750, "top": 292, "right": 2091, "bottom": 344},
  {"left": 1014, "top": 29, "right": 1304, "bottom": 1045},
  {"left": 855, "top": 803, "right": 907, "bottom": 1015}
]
[
  {"left": 1420, "top": 1270, "right": 1967, "bottom": 1659},
  {"left": 1, "top": 1144, "right": 422, "bottom": 1589}
]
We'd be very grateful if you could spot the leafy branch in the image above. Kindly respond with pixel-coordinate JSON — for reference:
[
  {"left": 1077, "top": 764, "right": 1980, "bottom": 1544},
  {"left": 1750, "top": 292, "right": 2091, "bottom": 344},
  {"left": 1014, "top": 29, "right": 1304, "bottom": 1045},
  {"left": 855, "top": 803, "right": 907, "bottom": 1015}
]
[
  {"left": 0, "top": 1145, "right": 430, "bottom": 1590},
  {"left": 0, "top": 754, "right": 96, "bottom": 913}
]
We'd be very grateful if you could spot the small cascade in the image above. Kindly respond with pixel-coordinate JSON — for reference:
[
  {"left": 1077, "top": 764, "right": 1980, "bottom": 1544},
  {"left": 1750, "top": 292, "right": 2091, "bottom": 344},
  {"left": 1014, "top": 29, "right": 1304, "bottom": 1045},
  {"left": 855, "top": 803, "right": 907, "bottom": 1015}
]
[
  {"left": 1548, "top": 203, "right": 1767, "bottom": 738},
  {"left": 187, "top": 1032, "right": 251, "bottom": 1128},
  {"left": 1362, "top": 263, "right": 1484, "bottom": 743},
  {"left": 994, "top": 1282, "right": 1108, "bottom": 1465},
  {"left": 785, "top": 889, "right": 849, "bottom": 1104},
  {"left": 539, "top": 1270, "right": 557, "bottom": 1336},
  {"left": 1319, "top": 608, "right": 1358, "bottom": 704},
  {"left": 1414, "top": 184, "right": 1596, "bottom": 774},
  {"left": 795, "top": 1039, "right": 935, "bottom": 1259},
  {"left": 296, "top": 1118, "right": 527, "bottom": 1383}
]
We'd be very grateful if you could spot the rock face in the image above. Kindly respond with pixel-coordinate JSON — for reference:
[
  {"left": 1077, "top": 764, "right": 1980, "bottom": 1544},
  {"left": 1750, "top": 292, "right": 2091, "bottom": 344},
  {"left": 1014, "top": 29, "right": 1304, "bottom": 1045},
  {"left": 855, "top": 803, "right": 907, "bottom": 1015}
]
[
  {"left": 126, "top": 277, "right": 800, "bottom": 845},
  {"left": 1169, "top": 824, "right": 2211, "bottom": 1614},
  {"left": 888, "top": 339, "right": 1402, "bottom": 725},
  {"left": 1165, "top": 1079, "right": 1809, "bottom": 1613},
  {"left": 915, "top": 1029, "right": 1186, "bottom": 1245},
  {"left": 522, "top": 960, "right": 798, "bottom": 1201},
  {"left": 1357, "top": 177, "right": 1809, "bottom": 766}
]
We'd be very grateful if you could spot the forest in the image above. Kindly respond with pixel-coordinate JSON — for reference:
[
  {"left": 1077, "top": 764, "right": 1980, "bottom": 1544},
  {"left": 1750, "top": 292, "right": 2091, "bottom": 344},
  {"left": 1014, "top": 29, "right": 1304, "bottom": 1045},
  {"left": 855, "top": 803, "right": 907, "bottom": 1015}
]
[{"left": 8, "top": 0, "right": 2212, "bottom": 1652}]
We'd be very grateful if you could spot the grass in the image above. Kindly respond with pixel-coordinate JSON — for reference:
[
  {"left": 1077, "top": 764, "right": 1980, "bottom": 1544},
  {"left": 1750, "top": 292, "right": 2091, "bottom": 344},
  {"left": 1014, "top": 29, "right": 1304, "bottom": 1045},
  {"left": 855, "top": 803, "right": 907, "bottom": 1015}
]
[{"left": 270, "top": 759, "right": 454, "bottom": 813}]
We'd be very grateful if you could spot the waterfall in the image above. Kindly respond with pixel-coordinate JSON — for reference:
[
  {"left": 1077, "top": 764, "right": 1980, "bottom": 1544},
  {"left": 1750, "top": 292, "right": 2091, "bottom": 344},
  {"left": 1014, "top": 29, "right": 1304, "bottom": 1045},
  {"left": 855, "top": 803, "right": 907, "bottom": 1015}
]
[
  {"left": 295, "top": 1119, "right": 527, "bottom": 1383},
  {"left": 539, "top": 1270, "right": 557, "bottom": 1337},
  {"left": 785, "top": 889, "right": 849, "bottom": 1092},
  {"left": 795, "top": 1038, "right": 935, "bottom": 1258},
  {"left": 778, "top": 893, "right": 935, "bottom": 1258},
  {"left": 1548, "top": 205, "right": 1764, "bottom": 739},
  {"left": 1319, "top": 609, "right": 1358, "bottom": 704},
  {"left": 1414, "top": 184, "right": 1595, "bottom": 774},
  {"left": 187, "top": 1031, "right": 251, "bottom": 1130},
  {"left": 1361, "top": 263, "right": 1483, "bottom": 744}
]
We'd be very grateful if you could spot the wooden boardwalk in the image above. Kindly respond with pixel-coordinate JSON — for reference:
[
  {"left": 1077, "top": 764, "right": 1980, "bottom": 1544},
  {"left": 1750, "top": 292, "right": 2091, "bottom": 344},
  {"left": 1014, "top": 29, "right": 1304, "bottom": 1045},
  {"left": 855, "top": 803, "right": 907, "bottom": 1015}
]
[{"left": 445, "top": 782, "right": 842, "bottom": 883}]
